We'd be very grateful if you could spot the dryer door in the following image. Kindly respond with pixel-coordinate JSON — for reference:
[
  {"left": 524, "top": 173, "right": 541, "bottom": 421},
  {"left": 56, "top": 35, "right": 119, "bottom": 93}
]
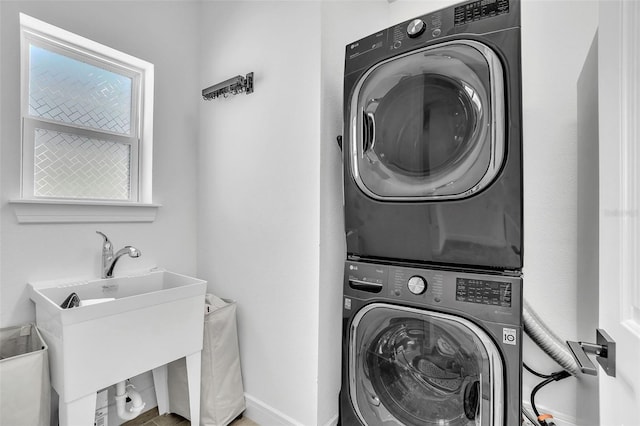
[
  {"left": 349, "top": 40, "right": 505, "bottom": 201},
  {"left": 349, "top": 303, "right": 503, "bottom": 426}
]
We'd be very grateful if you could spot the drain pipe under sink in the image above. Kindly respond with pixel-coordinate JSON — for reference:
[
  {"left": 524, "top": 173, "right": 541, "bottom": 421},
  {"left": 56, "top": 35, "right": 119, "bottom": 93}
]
[{"left": 115, "top": 380, "right": 146, "bottom": 421}]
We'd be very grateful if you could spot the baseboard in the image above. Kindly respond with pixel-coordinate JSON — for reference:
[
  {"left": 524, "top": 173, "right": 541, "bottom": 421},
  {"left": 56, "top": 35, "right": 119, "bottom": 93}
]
[
  {"left": 244, "top": 394, "right": 339, "bottom": 426},
  {"left": 522, "top": 401, "right": 579, "bottom": 426},
  {"left": 244, "top": 394, "right": 304, "bottom": 426},
  {"left": 321, "top": 413, "right": 339, "bottom": 426}
]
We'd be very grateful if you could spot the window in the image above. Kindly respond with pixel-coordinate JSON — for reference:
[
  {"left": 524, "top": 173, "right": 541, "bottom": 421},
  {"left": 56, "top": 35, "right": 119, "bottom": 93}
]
[{"left": 19, "top": 14, "right": 154, "bottom": 204}]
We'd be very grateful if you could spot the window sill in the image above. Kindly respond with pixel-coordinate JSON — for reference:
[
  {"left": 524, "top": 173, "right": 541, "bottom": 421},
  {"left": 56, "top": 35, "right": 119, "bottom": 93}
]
[{"left": 10, "top": 199, "right": 161, "bottom": 223}]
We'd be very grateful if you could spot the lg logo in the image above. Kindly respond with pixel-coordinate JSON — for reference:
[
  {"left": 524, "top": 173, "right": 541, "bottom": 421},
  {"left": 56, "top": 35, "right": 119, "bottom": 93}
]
[{"left": 503, "top": 328, "right": 517, "bottom": 345}]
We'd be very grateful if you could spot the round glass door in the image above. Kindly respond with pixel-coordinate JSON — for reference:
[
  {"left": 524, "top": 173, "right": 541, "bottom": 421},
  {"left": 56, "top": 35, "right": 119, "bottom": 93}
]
[
  {"left": 349, "top": 304, "right": 503, "bottom": 425},
  {"left": 349, "top": 41, "right": 505, "bottom": 200}
]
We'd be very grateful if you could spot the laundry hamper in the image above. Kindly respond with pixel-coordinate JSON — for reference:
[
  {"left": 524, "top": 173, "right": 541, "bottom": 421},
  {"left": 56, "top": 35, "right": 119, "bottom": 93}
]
[
  {"left": 0, "top": 323, "right": 51, "bottom": 426},
  {"left": 168, "top": 294, "right": 245, "bottom": 426}
]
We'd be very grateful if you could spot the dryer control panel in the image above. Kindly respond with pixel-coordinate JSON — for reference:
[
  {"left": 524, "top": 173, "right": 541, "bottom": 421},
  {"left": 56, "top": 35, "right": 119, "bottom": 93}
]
[
  {"left": 454, "top": 0, "right": 510, "bottom": 26},
  {"left": 344, "top": 0, "right": 519, "bottom": 76}
]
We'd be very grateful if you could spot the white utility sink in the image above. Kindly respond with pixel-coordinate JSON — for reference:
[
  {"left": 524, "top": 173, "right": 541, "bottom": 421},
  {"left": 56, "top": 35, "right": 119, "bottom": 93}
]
[{"left": 29, "top": 270, "right": 207, "bottom": 426}]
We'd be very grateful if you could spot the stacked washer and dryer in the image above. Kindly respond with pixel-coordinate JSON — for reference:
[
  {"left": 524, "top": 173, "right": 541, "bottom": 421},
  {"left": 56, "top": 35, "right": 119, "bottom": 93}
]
[{"left": 339, "top": 1, "right": 523, "bottom": 425}]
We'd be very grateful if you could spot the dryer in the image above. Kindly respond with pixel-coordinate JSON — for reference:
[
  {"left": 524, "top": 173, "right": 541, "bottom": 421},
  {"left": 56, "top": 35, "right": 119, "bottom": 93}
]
[
  {"left": 340, "top": 260, "right": 522, "bottom": 425},
  {"left": 343, "top": 0, "right": 522, "bottom": 271}
]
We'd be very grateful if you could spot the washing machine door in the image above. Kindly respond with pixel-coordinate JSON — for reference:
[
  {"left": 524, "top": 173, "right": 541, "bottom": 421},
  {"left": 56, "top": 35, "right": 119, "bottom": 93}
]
[
  {"left": 349, "top": 303, "right": 503, "bottom": 425},
  {"left": 349, "top": 40, "right": 505, "bottom": 201}
]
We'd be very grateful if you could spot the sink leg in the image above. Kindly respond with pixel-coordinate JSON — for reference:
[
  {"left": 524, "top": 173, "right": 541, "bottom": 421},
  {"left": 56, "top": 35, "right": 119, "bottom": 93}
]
[
  {"left": 59, "top": 393, "right": 96, "bottom": 426},
  {"left": 186, "top": 351, "right": 201, "bottom": 426},
  {"left": 152, "top": 364, "right": 170, "bottom": 415}
]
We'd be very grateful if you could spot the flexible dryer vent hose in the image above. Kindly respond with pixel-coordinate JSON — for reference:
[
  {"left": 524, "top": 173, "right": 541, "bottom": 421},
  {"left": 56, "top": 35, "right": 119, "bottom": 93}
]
[{"left": 523, "top": 299, "right": 581, "bottom": 376}]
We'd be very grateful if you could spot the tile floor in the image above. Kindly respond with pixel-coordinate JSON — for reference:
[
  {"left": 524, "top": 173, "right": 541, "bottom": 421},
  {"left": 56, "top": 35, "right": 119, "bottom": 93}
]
[{"left": 123, "top": 408, "right": 258, "bottom": 426}]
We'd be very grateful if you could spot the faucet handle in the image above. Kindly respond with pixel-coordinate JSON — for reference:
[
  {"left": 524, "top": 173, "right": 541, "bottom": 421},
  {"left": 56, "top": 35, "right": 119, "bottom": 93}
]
[{"left": 96, "top": 231, "right": 112, "bottom": 251}]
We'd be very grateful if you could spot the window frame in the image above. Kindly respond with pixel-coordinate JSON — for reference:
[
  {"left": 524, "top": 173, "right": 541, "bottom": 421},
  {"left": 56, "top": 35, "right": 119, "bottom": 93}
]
[{"left": 19, "top": 13, "right": 154, "bottom": 204}]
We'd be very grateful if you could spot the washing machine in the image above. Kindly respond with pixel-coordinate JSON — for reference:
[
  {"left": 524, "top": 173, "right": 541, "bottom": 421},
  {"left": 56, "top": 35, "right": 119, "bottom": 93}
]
[
  {"left": 343, "top": 0, "right": 522, "bottom": 271},
  {"left": 339, "top": 260, "right": 522, "bottom": 425}
]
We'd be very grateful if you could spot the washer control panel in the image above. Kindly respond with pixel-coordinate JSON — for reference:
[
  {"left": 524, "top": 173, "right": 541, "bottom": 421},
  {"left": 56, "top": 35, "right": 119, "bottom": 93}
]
[
  {"left": 344, "top": 260, "right": 522, "bottom": 322},
  {"left": 346, "top": 261, "right": 440, "bottom": 301},
  {"left": 456, "top": 277, "right": 512, "bottom": 307}
]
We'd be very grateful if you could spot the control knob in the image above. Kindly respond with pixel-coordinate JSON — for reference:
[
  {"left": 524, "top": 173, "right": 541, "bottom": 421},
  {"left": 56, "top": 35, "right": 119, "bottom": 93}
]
[
  {"left": 407, "top": 19, "right": 426, "bottom": 38},
  {"left": 407, "top": 276, "right": 427, "bottom": 295}
]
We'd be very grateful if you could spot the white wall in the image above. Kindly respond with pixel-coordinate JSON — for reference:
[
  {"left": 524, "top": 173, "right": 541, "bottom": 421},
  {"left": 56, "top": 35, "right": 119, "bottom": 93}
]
[
  {"left": 520, "top": 1, "right": 598, "bottom": 424},
  {"left": 0, "top": 1, "right": 200, "bottom": 423},
  {"left": 577, "top": 31, "right": 600, "bottom": 425},
  {"left": 196, "top": 2, "right": 323, "bottom": 425}
]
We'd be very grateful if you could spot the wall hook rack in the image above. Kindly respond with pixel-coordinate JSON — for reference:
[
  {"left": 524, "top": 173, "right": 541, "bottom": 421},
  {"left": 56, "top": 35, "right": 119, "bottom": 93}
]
[{"left": 202, "top": 72, "right": 254, "bottom": 100}]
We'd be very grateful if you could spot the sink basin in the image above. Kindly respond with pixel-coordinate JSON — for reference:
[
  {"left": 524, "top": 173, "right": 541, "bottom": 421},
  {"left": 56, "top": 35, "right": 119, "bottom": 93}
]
[{"left": 29, "top": 270, "right": 207, "bottom": 417}]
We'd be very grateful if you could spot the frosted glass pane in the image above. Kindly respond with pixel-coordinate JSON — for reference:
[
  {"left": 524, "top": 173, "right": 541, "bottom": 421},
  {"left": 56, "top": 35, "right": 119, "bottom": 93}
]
[
  {"left": 29, "top": 44, "right": 133, "bottom": 135},
  {"left": 34, "top": 128, "right": 131, "bottom": 200}
]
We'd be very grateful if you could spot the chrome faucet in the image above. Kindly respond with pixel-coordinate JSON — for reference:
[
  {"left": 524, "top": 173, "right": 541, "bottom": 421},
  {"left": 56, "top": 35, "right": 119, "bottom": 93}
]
[{"left": 96, "top": 231, "right": 142, "bottom": 279}]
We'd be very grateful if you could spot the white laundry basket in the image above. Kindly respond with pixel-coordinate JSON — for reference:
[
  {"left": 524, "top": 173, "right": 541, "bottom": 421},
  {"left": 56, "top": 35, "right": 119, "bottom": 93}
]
[
  {"left": 168, "top": 294, "right": 245, "bottom": 426},
  {"left": 0, "top": 324, "right": 51, "bottom": 426}
]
